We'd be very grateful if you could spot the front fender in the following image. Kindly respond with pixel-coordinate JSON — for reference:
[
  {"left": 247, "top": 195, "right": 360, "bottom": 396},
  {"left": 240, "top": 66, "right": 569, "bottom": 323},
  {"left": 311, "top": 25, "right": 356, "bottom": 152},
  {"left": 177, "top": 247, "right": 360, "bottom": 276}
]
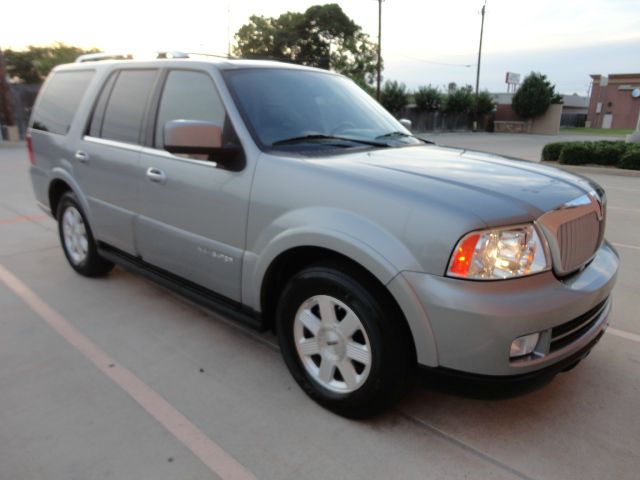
[{"left": 242, "top": 207, "right": 439, "bottom": 366}]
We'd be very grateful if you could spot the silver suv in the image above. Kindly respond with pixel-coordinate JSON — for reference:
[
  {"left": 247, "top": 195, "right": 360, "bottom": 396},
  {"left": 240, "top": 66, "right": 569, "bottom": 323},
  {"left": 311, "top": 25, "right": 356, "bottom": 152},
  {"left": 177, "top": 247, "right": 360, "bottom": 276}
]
[{"left": 27, "top": 58, "right": 618, "bottom": 417}]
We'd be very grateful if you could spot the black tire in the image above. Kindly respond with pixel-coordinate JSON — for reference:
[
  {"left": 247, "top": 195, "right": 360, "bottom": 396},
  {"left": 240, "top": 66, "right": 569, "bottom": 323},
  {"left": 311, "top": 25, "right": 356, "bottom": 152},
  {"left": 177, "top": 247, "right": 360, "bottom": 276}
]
[
  {"left": 56, "top": 191, "right": 114, "bottom": 277},
  {"left": 276, "top": 261, "right": 414, "bottom": 418}
]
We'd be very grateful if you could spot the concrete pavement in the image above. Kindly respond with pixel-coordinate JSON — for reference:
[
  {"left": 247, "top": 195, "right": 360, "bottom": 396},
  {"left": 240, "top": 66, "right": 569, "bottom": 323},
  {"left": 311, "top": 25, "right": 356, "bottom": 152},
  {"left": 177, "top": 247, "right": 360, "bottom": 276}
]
[{"left": 1, "top": 142, "right": 639, "bottom": 479}]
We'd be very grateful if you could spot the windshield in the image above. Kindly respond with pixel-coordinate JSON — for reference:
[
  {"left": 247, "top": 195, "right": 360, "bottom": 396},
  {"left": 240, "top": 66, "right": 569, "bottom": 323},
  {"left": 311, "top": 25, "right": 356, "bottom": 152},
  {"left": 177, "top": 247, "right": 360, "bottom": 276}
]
[{"left": 223, "top": 68, "right": 422, "bottom": 150}]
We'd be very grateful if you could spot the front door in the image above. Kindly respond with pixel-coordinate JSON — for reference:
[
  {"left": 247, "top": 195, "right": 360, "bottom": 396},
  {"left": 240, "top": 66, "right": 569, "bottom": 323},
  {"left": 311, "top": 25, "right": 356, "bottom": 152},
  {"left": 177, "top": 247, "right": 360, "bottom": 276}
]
[
  {"left": 602, "top": 113, "right": 613, "bottom": 129},
  {"left": 135, "top": 69, "right": 252, "bottom": 301}
]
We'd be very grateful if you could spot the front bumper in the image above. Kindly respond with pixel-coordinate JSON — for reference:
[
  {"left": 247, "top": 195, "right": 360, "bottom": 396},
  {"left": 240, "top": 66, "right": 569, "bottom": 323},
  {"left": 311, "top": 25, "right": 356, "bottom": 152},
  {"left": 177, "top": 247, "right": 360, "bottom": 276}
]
[{"left": 401, "top": 241, "right": 618, "bottom": 376}]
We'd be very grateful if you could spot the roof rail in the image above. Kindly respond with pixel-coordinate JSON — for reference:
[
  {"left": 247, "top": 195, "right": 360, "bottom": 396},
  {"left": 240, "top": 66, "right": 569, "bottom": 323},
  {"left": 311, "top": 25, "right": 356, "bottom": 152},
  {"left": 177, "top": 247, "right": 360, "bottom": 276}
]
[{"left": 75, "top": 51, "right": 190, "bottom": 63}]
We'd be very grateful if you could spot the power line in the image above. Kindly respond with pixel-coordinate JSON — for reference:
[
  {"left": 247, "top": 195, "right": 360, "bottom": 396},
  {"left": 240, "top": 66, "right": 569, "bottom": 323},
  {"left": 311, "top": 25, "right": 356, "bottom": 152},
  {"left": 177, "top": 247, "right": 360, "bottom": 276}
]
[{"left": 392, "top": 52, "right": 475, "bottom": 68}]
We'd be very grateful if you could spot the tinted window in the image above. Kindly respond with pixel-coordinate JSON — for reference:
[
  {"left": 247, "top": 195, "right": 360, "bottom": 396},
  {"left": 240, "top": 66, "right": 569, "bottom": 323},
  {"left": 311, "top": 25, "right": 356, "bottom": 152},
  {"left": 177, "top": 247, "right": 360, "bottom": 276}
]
[
  {"left": 155, "top": 70, "right": 226, "bottom": 148},
  {"left": 100, "top": 70, "right": 157, "bottom": 144},
  {"left": 31, "top": 70, "right": 94, "bottom": 135},
  {"left": 224, "top": 69, "right": 417, "bottom": 149}
]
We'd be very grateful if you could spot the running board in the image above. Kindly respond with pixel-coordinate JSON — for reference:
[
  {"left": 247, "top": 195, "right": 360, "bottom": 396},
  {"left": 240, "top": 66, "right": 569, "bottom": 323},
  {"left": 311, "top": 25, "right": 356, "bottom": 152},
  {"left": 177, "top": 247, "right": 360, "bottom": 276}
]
[{"left": 97, "top": 243, "right": 265, "bottom": 331}]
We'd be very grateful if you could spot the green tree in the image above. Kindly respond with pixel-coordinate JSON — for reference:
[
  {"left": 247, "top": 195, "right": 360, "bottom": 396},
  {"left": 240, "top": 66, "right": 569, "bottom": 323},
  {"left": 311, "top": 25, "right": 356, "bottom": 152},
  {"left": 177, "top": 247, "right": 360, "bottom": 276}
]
[
  {"left": 234, "top": 4, "right": 379, "bottom": 87},
  {"left": 4, "top": 43, "right": 100, "bottom": 83},
  {"left": 474, "top": 90, "right": 495, "bottom": 116},
  {"left": 380, "top": 80, "right": 408, "bottom": 114},
  {"left": 512, "top": 72, "right": 563, "bottom": 120},
  {"left": 444, "top": 84, "right": 474, "bottom": 114},
  {"left": 414, "top": 85, "right": 443, "bottom": 112}
]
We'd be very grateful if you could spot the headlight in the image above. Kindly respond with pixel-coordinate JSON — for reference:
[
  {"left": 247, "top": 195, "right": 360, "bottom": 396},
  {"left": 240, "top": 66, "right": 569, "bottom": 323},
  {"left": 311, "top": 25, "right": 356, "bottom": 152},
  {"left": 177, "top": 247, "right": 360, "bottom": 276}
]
[{"left": 447, "top": 224, "right": 551, "bottom": 280}]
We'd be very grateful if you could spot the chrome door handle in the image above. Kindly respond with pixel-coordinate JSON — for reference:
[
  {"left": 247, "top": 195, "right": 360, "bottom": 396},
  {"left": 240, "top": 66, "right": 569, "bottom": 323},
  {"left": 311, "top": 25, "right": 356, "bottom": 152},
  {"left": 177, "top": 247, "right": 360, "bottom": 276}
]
[
  {"left": 146, "top": 167, "right": 167, "bottom": 184},
  {"left": 75, "top": 150, "right": 89, "bottom": 163}
]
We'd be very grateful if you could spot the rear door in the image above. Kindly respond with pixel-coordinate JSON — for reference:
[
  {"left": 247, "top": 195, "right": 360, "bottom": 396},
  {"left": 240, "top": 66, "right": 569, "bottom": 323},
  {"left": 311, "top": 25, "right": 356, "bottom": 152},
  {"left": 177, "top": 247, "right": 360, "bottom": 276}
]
[
  {"left": 77, "top": 68, "right": 160, "bottom": 254},
  {"left": 136, "top": 69, "right": 252, "bottom": 301}
]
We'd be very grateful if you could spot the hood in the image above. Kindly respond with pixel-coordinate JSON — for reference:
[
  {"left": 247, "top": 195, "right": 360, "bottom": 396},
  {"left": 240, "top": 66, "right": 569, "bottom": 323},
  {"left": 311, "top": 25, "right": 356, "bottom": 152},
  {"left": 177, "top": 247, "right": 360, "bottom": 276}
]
[{"left": 329, "top": 144, "right": 596, "bottom": 225}]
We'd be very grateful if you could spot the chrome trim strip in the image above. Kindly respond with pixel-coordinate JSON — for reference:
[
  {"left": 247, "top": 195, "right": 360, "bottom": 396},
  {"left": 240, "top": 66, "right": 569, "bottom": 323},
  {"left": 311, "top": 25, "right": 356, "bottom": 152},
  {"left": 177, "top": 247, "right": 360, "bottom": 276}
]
[{"left": 83, "top": 136, "right": 143, "bottom": 153}]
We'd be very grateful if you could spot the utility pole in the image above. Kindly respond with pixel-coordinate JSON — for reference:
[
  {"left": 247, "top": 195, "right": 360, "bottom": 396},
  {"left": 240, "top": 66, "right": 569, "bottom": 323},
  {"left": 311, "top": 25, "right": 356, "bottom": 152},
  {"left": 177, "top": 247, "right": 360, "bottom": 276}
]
[
  {"left": 376, "top": 0, "right": 383, "bottom": 101},
  {"left": 0, "top": 48, "right": 17, "bottom": 140},
  {"left": 474, "top": 1, "right": 487, "bottom": 131}
]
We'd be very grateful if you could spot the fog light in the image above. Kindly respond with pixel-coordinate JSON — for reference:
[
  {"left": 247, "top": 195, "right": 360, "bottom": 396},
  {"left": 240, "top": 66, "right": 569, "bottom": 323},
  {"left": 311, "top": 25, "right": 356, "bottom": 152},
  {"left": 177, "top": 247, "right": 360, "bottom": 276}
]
[{"left": 510, "top": 333, "right": 540, "bottom": 358}]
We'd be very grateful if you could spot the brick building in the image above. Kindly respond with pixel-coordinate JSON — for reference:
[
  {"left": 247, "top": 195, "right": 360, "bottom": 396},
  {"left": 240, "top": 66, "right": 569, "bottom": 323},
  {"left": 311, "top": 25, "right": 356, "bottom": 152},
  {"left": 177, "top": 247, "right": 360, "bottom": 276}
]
[{"left": 587, "top": 73, "right": 640, "bottom": 129}]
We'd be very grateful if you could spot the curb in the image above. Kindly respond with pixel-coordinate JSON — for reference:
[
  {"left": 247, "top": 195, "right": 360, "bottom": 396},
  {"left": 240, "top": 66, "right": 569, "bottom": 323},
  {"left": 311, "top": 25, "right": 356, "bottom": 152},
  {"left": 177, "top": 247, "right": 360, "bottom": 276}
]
[{"left": 541, "top": 161, "right": 640, "bottom": 178}]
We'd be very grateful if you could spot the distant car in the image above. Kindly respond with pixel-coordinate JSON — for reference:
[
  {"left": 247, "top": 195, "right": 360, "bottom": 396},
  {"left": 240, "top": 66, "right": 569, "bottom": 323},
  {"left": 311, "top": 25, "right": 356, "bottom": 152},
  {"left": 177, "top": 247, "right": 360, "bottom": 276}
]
[{"left": 27, "top": 58, "right": 618, "bottom": 417}]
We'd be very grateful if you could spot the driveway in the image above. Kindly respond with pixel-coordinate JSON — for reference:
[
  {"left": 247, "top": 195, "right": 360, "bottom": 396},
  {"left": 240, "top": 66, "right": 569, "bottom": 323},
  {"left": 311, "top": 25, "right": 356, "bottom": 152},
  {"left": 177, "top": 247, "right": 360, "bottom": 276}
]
[{"left": 1, "top": 143, "right": 639, "bottom": 480}]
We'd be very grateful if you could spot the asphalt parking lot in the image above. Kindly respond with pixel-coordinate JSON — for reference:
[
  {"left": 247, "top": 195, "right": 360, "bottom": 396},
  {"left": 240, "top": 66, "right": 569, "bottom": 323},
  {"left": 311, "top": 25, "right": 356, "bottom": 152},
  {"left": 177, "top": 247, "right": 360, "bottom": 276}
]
[{"left": 1, "top": 140, "right": 639, "bottom": 480}]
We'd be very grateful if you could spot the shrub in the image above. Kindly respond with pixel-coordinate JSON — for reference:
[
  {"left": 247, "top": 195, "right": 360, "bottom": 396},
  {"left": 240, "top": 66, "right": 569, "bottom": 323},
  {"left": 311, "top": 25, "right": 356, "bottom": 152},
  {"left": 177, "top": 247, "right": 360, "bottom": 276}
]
[
  {"left": 474, "top": 90, "right": 496, "bottom": 116},
  {"left": 380, "top": 80, "right": 408, "bottom": 115},
  {"left": 558, "top": 142, "right": 594, "bottom": 165},
  {"left": 592, "top": 141, "right": 628, "bottom": 166},
  {"left": 414, "top": 85, "right": 443, "bottom": 112},
  {"left": 619, "top": 146, "right": 640, "bottom": 170},
  {"left": 444, "top": 85, "right": 474, "bottom": 114},
  {"left": 541, "top": 142, "right": 568, "bottom": 161}
]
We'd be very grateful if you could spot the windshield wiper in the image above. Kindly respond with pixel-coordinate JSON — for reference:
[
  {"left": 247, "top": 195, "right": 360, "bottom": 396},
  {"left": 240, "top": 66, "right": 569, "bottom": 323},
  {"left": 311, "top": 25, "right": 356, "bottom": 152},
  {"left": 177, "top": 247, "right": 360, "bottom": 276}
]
[
  {"left": 272, "top": 134, "right": 388, "bottom": 147},
  {"left": 375, "top": 131, "right": 434, "bottom": 144}
]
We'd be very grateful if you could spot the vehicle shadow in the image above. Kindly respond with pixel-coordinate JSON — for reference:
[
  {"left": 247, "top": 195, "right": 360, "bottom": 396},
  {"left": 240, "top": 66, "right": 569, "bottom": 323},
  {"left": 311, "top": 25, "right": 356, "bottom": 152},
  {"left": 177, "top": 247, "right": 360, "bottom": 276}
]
[{"left": 413, "top": 366, "right": 560, "bottom": 401}]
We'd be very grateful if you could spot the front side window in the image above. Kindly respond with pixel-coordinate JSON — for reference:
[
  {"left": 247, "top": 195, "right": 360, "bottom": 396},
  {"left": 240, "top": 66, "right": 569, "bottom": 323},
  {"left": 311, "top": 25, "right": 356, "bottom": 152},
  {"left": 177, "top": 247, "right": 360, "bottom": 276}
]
[
  {"left": 99, "top": 70, "right": 158, "bottom": 144},
  {"left": 31, "top": 70, "right": 95, "bottom": 135},
  {"left": 154, "top": 70, "right": 227, "bottom": 149}
]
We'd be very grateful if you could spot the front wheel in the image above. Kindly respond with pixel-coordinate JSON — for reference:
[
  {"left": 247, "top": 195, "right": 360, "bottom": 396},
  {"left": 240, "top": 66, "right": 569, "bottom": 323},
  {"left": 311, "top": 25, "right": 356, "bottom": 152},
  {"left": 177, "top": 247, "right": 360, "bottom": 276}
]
[
  {"left": 56, "top": 192, "right": 114, "bottom": 277},
  {"left": 276, "top": 262, "right": 413, "bottom": 418}
]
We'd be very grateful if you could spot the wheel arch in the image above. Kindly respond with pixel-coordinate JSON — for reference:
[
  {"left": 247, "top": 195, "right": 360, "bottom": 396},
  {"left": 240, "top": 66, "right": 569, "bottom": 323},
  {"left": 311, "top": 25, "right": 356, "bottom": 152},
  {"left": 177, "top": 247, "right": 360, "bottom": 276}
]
[
  {"left": 48, "top": 168, "right": 92, "bottom": 222},
  {"left": 247, "top": 223, "right": 439, "bottom": 366}
]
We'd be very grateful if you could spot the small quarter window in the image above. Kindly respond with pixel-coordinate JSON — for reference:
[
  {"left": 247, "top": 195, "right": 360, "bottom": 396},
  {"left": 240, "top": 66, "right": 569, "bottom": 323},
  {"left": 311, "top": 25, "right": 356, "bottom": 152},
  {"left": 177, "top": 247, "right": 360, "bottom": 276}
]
[{"left": 31, "top": 70, "right": 94, "bottom": 135}]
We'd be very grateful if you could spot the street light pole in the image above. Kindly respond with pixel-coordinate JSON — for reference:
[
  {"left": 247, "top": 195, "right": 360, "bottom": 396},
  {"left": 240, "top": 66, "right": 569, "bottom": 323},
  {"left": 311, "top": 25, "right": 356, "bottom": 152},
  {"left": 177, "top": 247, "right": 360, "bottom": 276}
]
[
  {"left": 474, "top": 1, "right": 486, "bottom": 130},
  {"left": 376, "top": 0, "right": 383, "bottom": 101}
]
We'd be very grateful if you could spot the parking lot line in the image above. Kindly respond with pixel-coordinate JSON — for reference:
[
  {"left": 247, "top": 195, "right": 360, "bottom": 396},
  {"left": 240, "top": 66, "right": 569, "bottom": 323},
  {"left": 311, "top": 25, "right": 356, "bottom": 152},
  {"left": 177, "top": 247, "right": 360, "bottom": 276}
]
[
  {"left": 608, "top": 206, "right": 640, "bottom": 213},
  {"left": 611, "top": 242, "right": 640, "bottom": 251},
  {"left": 0, "top": 264, "right": 257, "bottom": 480},
  {"left": 0, "top": 214, "right": 48, "bottom": 225},
  {"left": 608, "top": 327, "right": 640, "bottom": 344}
]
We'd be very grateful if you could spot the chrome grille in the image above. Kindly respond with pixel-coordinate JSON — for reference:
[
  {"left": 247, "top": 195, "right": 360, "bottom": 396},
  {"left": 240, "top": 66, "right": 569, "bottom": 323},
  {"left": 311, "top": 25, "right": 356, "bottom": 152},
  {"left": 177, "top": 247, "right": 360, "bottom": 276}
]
[
  {"left": 558, "top": 212, "right": 600, "bottom": 272},
  {"left": 537, "top": 192, "right": 605, "bottom": 276}
]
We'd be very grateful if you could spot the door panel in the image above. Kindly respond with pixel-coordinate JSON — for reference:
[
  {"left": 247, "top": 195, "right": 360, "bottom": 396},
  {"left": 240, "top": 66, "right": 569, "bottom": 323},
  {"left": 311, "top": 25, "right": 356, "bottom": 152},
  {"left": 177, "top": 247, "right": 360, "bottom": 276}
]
[
  {"left": 134, "top": 69, "right": 251, "bottom": 301},
  {"left": 136, "top": 150, "right": 250, "bottom": 300},
  {"left": 76, "top": 139, "right": 141, "bottom": 254}
]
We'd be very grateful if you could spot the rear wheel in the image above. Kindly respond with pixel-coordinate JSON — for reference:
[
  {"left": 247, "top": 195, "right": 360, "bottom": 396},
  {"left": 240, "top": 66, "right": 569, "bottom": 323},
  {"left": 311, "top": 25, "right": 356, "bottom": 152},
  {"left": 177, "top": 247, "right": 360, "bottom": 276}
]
[
  {"left": 56, "top": 192, "right": 114, "bottom": 277},
  {"left": 276, "top": 262, "right": 413, "bottom": 418}
]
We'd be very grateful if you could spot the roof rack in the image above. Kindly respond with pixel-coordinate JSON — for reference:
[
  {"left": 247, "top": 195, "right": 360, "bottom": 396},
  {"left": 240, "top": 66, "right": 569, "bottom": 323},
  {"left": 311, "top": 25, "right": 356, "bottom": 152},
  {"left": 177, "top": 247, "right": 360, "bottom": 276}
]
[{"left": 75, "top": 51, "right": 190, "bottom": 63}]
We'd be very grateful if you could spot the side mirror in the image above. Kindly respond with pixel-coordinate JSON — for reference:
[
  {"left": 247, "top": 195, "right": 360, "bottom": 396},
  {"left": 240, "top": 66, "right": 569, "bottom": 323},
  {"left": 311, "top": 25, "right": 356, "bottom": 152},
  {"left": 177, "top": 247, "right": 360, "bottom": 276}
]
[
  {"left": 164, "top": 119, "right": 244, "bottom": 170},
  {"left": 399, "top": 118, "right": 412, "bottom": 131},
  {"left": 164, "top": 119, "right": 222, "bottom": 153}
]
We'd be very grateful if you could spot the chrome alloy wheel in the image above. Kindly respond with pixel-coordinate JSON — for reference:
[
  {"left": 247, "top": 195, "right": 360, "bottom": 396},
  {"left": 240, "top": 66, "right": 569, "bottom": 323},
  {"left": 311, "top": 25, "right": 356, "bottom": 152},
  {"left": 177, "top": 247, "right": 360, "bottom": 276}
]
[
  {"left": 293, "top": 295, "right": 372, "bottom": 393},
  {"left": 62, "top": 206, "right": 89, "bottom": 265}
]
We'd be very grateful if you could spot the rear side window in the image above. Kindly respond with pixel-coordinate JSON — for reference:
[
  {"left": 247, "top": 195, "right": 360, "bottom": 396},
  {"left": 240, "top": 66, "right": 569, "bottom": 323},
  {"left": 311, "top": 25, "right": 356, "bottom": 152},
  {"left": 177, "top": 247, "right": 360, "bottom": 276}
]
[
  {"left": 98, "top": 70, "right": 157, "bottom": 145},
  {"left": 154, "top": 70, "right": 226, "bottom": 148},
  {"left": 31, "top": 70, "right": 94, "bottom": 135}
]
